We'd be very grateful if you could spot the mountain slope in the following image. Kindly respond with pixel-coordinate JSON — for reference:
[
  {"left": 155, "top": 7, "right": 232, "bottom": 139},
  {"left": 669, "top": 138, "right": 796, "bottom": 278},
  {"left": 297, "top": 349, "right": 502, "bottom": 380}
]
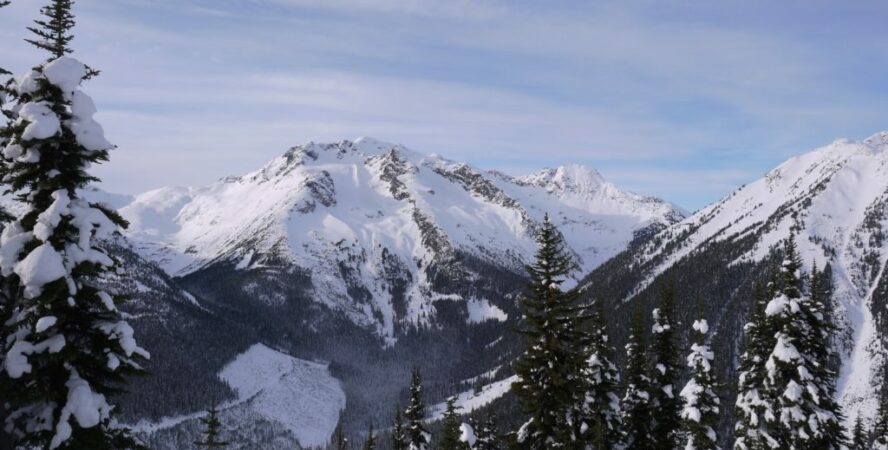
[
  {"left": 119, "top": 137, "right": 682, "bottom": 339},
  {"left": 580, "top": 131, "right": 888, "bottom": 433}
]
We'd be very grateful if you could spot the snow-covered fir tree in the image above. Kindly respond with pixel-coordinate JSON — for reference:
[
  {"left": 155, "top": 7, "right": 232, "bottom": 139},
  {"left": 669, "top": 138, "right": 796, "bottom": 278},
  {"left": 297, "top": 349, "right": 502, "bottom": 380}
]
[
  {"left": 621, "top": 308, "right": 653, "bottom": 449},
  {"left": 802, "top": 262, "right": 845, "bottom": 447},
  {"left": 733, "top": 279, "right": 777, "bottom": 450},
  {"left": 760, "top": 238, "right": 845, "bottom": 449},
  {"left": 406, "top": 368, "right": 431, "bottom": 450},
  {"left": 470, "top": 413, "right": 502, "bottom": 450},
  {"left": 0, "top": 0, "right": 14, "bottom": 222},
  {"left": 393, "top": 409, "right": 409, "bottom": 450},
  {"left": 194, "top": 401, "right": 229, "bottom": 448},
  {"left": 848, "top": 415, "right": 868, "bottom": 450},
  {"left": 577, "top": 301, "right": 622, "bottom": 449},
  {"left": 363, "top": 422, "right": 377, "bottom": 450},
  {"left": 437, "top": 397, "right": 466, "bottom": 450},
  {"left": 650, "top": 286, "right": 681, "bottom": 450},
  {"left": 678, "top": 318, "right": 720, "bottom": 450},
  {"left": 0, "top": 1, "right": 149, "bottom": 449},
  {"left": 512, "top": 214, "right": 586, "bottom": 449}
]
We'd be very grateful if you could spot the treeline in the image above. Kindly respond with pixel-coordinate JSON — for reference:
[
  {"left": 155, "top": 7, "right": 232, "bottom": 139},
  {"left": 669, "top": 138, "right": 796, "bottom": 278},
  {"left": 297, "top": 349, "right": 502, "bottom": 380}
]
[{"left": 307, "top": 218, "right": 888, "bottom": 450}]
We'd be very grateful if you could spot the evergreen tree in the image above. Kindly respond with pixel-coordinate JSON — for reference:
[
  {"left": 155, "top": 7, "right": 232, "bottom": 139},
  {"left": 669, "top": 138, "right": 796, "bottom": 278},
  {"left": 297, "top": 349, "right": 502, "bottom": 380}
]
[
  {"left": 363, "top": 422, "right": 377, "bottom": 450},
  {"left": 621, "top": 307, "right": 653, "bottom": 449},
  {"left": 437, "top": 397, "right": 465, "bottom": 450},
  {"left": 803, "top": 261, "right": 846, "bottom": 448},
  {"left": 650, "top": 285, "right": 681, "bottom": 449},
  {"left": 26, "top": 0, "right": 75, "bottom": 59},
  {"left": 0, "top": 0, "right": 15, "bottom": 181},
  {"left": 577, "top": 301, "right": 622, "bottom": 449},
  {"left": 848, "top": 415, "right": 868, "bottom": 450},
  {"left": 331, "top": 418, "right": 350, "bottom": 450},
  {"left": 405, "top": 368, "right": 430, "bottom": 450},
  {"left": 393, "top": 409, "right": 409, "bottom": 450},
  {"left": 761, "top": 238, "right": 845, "bottom": 449},
  {"left": 472, "top": 413, "right": 502, "bottom": 450},
  {"left": 194, "top": 401, "right": 229, "bottom": 448},
  {"left": 0, "top": 1, "right": 149, "bottom": 449},
  {"left": 874, "top": 364, "right": 888, "bottom": 450},
  {"left": 678, "top": 318, "right": 720, "bottom": 450},
  {"left": 734, "top": 279, "right": 778, "bottom": 450},
  {"left": 512, "top": 214, "right": 585, "bottom": 449},
  {"left": 0, "top": 2, "right": 11, "bottom": 81}
]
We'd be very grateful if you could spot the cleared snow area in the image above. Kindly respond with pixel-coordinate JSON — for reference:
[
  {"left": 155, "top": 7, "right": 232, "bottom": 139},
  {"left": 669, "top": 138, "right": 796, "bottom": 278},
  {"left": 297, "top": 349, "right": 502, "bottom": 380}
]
[
  {"left": 219, "top": 344, "right": 346, "bottom": 448},
  {"left": 430, "top": 375, "right": 518, "bottom": 419},
  {"left": 465, "top": 299, "right": 508, "bottom": 323},
  {"left": 133, "top": 344, "right": 345, "bottom": 449}
]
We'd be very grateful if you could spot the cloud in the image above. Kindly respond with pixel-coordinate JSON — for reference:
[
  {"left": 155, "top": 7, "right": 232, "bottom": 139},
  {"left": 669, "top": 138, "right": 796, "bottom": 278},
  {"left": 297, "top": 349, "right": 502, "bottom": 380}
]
[
  {"left": 2, "top": 0, "right": 887, "bottom": 210},
  {"left": 258, "top": 0, "right": 507, "bottom": 20}
]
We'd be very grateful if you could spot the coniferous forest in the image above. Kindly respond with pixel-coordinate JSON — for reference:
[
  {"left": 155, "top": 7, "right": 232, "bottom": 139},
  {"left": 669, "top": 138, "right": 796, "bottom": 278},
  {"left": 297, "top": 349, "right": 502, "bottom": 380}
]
[{"left": 2, "top": 1, "right": 888, "bottom": 450}]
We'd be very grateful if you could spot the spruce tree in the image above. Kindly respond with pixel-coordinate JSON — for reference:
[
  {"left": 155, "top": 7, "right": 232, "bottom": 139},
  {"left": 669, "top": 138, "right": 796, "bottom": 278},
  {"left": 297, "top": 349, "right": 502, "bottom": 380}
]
[
  {"left": 194, "top": 401, "right": 229, "bottom": 448},
  {"left": 0, "top": 1, "right": 149, "bottom": 449},
  {"left": 848, "top": 415, "right": 868, "bottom": 450},
  {"left": 761, "top": 238, "right": 845, "bottom": 449},
  {"left": 803, "top": 262, "right": 845, "bottom": 448},
  {"left": 0, "top": 0, "right": 14, "bottom": 186},
  {"left": 363, "top": 422, "right": 377, "bottom": 450},
  {"left": 26, "top": 0, "right": 75, "bottom": 59},
  {"left": 331, "top": 420, "right": 349, "bottom": 450},
  {"left": 874, "top": 364, "right": 888, "bottom": 450},
  {"left": 472, "top": 413, "right": 502, "bottom": 450},
  {"left": 512, "top": 214, "right": 585, "bottom": 449},
  {"left": 393, "top": 409, "right": 408, "bottom": 450},
  {"left": 577, "top": 301, "right": 622, "bottom": 449},
  {"left": 678, "top": 318, "right": 720, "bottom": 450},
  {"left": 620, "top": 307, "right": 653, "bottom": 449},
  {"left": 0, "top": 1, "right": 11, "bottom": 81},
  {"left": 734, "top": 280, "right": 778, "bottom": 450},
  {"left": 650, "top": 285, "right": 681, "bottom": 450},
  {"left": 437, "top": 397, "right": 465, "bottom": 450},
  {"left": 405, "top": 368, "right": 430, "bottom": 450}
]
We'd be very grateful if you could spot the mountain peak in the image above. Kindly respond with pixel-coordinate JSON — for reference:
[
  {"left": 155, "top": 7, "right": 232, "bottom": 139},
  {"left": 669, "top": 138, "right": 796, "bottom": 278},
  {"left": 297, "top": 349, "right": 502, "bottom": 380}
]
[
  {"left": 517, "top": 164, "right": 605, "bottom": 195},
  {"left": 862, "top": 130, "right": 888, "bottom": 151}
]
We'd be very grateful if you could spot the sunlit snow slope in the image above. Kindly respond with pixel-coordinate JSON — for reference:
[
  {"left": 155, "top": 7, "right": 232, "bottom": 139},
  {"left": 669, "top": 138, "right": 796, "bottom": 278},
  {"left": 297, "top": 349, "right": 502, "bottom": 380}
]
[
  {"left": 118, "top": 138, "right": 682, "bottom": 338},
  {"left": 620, "top": 132, "right": 888, "bottom": 423},
  {"left": 135, "top": 343, "right": 345, "bottom": 449}
]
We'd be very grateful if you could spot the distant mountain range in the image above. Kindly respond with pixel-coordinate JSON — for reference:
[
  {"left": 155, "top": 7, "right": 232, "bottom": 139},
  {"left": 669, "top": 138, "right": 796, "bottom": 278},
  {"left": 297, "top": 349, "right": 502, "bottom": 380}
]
[
  {"left": 20, "top": 133, "right": 886, "bottom": 449},
  {"left": 115, "top": 137, "right": 682, "bottom": 340}
]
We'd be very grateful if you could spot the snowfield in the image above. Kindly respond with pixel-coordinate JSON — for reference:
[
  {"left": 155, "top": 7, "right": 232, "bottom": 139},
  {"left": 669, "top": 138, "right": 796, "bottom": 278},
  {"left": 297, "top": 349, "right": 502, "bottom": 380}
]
[
  {"left": 134, "top": 344, "right": 345, "bottom": 449},
  {"left": 116, "top": 137, "right": 682, "bottom": 338},
  {"left": 430, "top": 375, "right": 518, "bottom": 419},
  {"left": 219, "top": 344, "right": 346, "bottom": 448}
]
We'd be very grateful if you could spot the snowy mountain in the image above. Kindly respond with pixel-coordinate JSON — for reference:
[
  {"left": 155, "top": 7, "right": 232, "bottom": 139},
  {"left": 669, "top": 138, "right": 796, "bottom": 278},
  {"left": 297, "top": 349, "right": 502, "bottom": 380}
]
[
  {"left": 581, "top": 131, "right": 888, "bottom": 431},
  {"left": 116, "top": 137, "right": 682, "bottom": 339}
]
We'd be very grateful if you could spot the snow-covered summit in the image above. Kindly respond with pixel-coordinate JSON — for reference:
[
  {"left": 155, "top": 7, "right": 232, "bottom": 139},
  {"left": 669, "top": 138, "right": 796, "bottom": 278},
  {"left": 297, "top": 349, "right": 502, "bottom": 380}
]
[
  {"left": 117, "top": 138, "right": 682, "bottom": 338},
  {"left": 622, "top": 131, "right": 888, "bottom": 424}
]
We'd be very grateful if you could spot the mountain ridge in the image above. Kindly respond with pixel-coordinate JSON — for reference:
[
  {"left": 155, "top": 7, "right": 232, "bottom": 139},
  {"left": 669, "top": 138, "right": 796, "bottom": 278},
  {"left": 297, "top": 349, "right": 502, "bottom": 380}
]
[{"left": 114, "top": 137, "right": 683, "bottom": 339}]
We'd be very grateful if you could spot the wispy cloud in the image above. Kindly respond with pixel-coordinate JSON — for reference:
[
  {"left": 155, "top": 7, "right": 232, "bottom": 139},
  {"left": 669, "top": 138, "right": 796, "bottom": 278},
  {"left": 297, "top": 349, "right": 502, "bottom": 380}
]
[{"left": 2, "top": 0, "right": 886, "bottom": 209}]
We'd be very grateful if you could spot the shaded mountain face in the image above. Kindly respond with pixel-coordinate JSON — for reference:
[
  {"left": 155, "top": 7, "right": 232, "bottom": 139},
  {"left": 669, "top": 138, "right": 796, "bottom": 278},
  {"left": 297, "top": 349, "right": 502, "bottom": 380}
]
[
  {"left": 117, "top": 137, "right": 683, "bottom": 341},
  {"left": 34, "top": 138, "right": 677, "bottom": 448},
  {"left": 580, "top": 132, "right": 888, "bottom": 438}
]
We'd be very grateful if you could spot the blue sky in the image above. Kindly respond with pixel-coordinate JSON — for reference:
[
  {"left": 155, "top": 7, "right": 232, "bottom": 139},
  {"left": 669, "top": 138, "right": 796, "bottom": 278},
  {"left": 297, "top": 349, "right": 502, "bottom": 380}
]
[{"left": 1, "top": 0, "right": 887, "bottom": 210}]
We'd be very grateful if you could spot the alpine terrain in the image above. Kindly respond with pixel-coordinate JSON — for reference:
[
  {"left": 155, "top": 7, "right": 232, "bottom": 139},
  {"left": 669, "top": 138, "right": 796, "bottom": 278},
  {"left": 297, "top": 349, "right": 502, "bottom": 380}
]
[
  {"left": 579, "top": 131, "right": 888, "bottom": 443},
  {"left": 77, "top": 137, "right": 683, "bottom": 448}
]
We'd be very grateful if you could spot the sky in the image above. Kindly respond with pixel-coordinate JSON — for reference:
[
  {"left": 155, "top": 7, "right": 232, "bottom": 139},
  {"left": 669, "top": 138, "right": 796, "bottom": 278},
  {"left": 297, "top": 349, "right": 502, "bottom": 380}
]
[{"left": 1, "top": 0, "right": 887, "bottom": 211}]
